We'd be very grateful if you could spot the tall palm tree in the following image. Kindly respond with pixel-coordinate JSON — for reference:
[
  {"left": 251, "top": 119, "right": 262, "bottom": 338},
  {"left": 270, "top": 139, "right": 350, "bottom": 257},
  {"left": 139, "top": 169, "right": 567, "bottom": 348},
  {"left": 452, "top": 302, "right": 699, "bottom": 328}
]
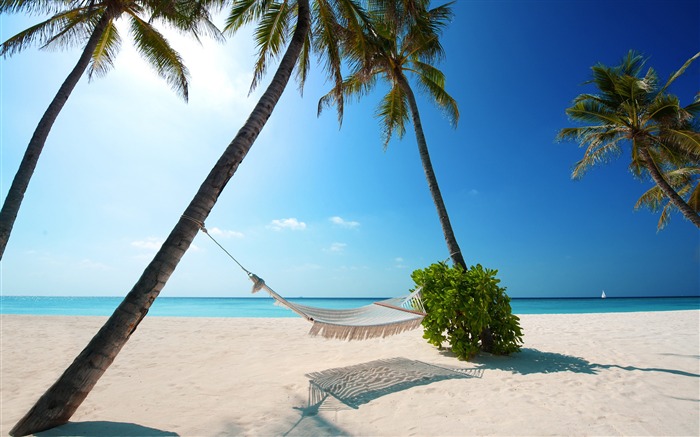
[
  {"left": 316, "top": 1, "right": 495, "bottom": 350},
  {"left": 558, "top": 50, "right": 700, "bottom": 228},
  {"left": 318, "top": 1, "right": 466, "bottom": 269},
  {"left": 9, "top": 0, "right": 374, "bottom": 434},
  {"left": 0, "top": 0, "right": 220, "bottom": 260}
]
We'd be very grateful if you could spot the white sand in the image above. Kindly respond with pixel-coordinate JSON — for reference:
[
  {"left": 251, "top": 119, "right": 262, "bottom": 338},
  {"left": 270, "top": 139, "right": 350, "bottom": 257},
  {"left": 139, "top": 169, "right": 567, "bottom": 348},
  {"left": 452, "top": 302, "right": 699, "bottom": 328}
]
[{"left": 1, "top": 311, "right": 698, "bottom": 436}]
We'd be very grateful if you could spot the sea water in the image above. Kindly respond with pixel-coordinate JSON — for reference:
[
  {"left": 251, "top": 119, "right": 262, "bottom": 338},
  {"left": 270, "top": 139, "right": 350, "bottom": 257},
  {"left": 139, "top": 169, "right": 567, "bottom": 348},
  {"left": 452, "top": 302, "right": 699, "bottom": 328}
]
[{"left": 0, "top": 295, "right": 698, "bottom": 317}]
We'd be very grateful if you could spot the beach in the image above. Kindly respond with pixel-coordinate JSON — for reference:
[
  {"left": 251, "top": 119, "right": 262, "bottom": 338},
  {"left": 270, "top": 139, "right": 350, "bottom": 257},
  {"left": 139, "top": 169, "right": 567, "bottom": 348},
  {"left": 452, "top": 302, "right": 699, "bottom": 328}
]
[{"left": 1, "top": 311, "right": 698, "bottom": 436}]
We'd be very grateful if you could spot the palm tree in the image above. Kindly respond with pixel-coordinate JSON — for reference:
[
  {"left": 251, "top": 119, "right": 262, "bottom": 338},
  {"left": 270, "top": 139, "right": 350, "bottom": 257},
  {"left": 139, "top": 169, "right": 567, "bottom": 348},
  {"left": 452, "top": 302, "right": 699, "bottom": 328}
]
[
  {"left": 558, "top": 50, "right": 700, "bottom": 229},
  {"left": 9, "top": 0, "right": 374, "bottom": 434},
  {"left": 318, "top": 1, "right": 466, "bottom": 269},
  {"left": 315, "top": 1, "right": 495, "bottom": 350},
  {"left": 0, "top": 0, "right": 220, "bottom": 260}
]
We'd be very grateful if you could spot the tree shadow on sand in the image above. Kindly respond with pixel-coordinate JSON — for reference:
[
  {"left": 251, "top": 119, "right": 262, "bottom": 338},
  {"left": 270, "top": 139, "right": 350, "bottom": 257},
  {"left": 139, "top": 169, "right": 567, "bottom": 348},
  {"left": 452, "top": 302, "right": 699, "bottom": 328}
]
[
  {"left": 473, "top": 348, "right": 700, "bottom": 378},
  {"left": 35, "top": 421, "right": 178, "bottom": 437}
]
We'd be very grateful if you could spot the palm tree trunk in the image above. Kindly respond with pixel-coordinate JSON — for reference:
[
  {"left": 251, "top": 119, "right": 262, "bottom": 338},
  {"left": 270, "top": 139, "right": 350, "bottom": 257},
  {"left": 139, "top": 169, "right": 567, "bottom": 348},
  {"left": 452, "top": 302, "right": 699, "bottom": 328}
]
[
  {"left": 0, "top": 14, "right": 111, "bottom": 261},
  {"left": 639, "top": 146, "right": 700, "bottom": 228},
  {"left": 397, "top": 75, "right": 495, "bottom": 352},
  {"left": 397, "top": 75, "right": 466, "bottom": 270},
  {"left": 8, "top": 1, "right": 311, "bottom": 435}
]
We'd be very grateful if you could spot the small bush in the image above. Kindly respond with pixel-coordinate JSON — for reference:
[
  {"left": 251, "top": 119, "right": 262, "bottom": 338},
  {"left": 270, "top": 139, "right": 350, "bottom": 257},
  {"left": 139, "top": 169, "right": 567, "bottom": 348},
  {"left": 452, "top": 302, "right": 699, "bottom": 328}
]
[{"left": 412, "top": 262, "right": 523, "bottom": 360}]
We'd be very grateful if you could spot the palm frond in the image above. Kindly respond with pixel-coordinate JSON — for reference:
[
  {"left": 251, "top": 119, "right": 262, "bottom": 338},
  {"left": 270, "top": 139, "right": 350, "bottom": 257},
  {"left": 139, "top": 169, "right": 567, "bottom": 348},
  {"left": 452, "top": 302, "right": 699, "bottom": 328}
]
[
  {"left": 377, "top": 83, "right": 409, "bottom": 148},
  {"left": 689, "top": 180, "right": 700, "bottom": 211},
  {"left": 427, "top": 2, "right": 454, "bottom": 24},
  {"left": 412, "top": 60, "right": 458, "bottom": 126},
  {"left": 88, "top": 20, "right": 121, "bottom": 80},
  {"left": 0, "top": 8, "right": 90, "bottom": 57},
  {"left": 659, "top": 51, "right": 700, "bottom": 95},
  {"left": 249, "top": 0, "right": 291, "bottom": 93},
  {"left": 571, "top": 92, "right": 617, "bottom": 109},
  {"left": 646, "top": 94, "right": 683, "bottom": 126},
  {"left": 658, "top": 128, "right": 700, "bottom": 160},
  {"left": 42, "top": 8, "right": 102, "bottom": 52},
  {"left": 590, "top": 64, "right": 623, "bottom": 102},
  {"left": 0, "top": 0, "right": 70, "bottom": 15},
  {"left": 317, "top": 73, "right": 375, "bottom": 123},
  {"left": 634, "top": 166, "right": 698, "bottom": 229},
  {"left": 313, "top": 0, "right": 344, "bottom": 108},
  {"left": 616, "top": 50, "right": 646, "bottom": 77},
  {"left": 224, "top": 0, "right": 273, "bottom": 33},
  {"left": 565, "top": 99, "right": 628, "bottom": 127},
  {"left": 295, "top": 28, "right": 312, "bottom": 94},
  {"left": 685, "top": 100, "right": 700, "bottom": 118},
  {"left": 571, "top": 138, "right": 624, "bottom": 179},
  {"left": 612, "top": 73, "right": 652, "bottom": 103},
  {"left": 166, "top": 0, "right": 225, "bottom": 44},
  {"left": 128, "top": 12, "right": 190, "bottom": 101}
]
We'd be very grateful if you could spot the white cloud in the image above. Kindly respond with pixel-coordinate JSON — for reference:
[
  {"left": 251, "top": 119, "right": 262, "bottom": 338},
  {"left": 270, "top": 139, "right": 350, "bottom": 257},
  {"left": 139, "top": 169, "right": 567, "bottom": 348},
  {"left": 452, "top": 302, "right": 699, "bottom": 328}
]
[
  {"left": 330, "top": 216, "right": 360, "bottom": 229},
  {"left": 131, "top": 237, "right": 163, "bottom": 251},
  {"left": 469, "top": 189, "right": 480, "bottom": 196},
  {"left": 208, "top": 227, "right": 244, "bottom": 239},
  {"left": 394, "top": 257, "right": 407, "bottom": 269},
  {"left": 77, "top": 259, "right": 110, "bottom": 271},
  {"left": 286, "top": 263, "right": 322, "bottom": 272},
  {"left": 326, "top": 242, "right": 347, "bottom": 253},
  {"left": 268, "top": 218, "right": 307, "bottom": 231}
]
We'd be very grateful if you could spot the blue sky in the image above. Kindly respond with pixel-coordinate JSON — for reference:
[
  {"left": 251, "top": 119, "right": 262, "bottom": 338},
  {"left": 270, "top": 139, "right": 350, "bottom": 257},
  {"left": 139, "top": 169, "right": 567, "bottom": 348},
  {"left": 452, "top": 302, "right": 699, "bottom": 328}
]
[{"left": 1, "top": 0, "right": 698, "bottom": 299}]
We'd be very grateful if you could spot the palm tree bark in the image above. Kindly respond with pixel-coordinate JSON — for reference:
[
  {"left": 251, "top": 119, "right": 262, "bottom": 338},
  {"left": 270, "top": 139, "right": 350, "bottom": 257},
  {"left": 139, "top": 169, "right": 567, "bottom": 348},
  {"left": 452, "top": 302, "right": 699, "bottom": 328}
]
[
  {"left": 0, "top": 14, "right": 111, "bottom": 261},
  {"left": 397, "top": 74, "right": 466, "bottom": 270},
  {"left": 9, "top": 0, "right": 311, "bottom": 435},
  {"left": 639, "top": 145, "right": 700, "bottom": 228}
]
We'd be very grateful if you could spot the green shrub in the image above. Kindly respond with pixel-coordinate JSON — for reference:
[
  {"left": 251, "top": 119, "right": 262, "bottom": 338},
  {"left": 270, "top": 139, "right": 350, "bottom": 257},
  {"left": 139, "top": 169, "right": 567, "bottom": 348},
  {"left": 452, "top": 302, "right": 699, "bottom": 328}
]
[{"left": 412, "top": 262, "right": 523, "bottom": 360}]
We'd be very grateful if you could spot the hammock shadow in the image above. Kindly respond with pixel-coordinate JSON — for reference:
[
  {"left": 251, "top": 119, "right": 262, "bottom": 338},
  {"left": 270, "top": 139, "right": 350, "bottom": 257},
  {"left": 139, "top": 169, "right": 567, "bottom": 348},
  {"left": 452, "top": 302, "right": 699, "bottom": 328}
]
[
  {"left": 35, "top": 421, "right": 179, "bottom": 436},
  {"left": 301, "top": 357, "right": 482, "bottom": 411}
]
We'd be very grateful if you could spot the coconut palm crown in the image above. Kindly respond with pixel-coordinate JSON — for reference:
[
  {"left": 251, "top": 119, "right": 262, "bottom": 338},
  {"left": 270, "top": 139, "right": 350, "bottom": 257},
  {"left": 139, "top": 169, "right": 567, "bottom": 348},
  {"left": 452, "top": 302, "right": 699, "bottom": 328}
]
[
  {"left": 558, "top": 50, "right": 700, "bottom": 228},
  {"left": 319, "top": 0, "right": 458, "bottom": 147}
]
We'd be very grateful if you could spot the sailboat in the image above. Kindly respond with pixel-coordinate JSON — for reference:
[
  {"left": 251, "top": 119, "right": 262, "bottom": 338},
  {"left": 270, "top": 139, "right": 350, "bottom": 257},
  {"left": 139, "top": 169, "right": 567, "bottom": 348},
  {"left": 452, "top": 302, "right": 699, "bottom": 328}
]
[{"left": 601, "top": 290, "right": 606, "bottom": 299}]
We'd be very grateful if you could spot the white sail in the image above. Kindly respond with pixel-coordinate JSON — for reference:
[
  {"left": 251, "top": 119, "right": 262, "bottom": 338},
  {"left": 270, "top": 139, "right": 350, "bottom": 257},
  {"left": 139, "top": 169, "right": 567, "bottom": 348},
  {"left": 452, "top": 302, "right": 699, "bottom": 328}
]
[{"left": 601, "top": 290, "right": 606, "bottom": 299}]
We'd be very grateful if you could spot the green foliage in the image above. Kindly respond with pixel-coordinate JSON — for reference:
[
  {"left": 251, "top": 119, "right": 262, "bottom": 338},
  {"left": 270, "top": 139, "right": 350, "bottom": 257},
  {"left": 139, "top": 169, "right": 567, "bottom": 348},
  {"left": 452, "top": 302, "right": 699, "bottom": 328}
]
[
  {"left": 556, "top": 50, "right": 700, "bottom": 229},
  {"left": 412, "top": 262, "right": 523, "bottom": 361}
]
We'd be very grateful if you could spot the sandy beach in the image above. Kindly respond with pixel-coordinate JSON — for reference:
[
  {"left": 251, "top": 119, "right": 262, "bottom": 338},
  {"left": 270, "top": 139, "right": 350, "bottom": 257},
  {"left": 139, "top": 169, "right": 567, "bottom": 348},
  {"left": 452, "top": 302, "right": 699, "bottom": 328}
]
[{"left": 1, "top": 311, "right": 698, "bottom": 436}]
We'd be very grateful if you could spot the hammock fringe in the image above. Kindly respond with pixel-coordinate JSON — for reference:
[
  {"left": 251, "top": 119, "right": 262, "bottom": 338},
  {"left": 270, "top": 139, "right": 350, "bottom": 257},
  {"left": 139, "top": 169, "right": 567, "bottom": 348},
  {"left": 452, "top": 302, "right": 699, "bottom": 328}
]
[{"left": 309, "top": 317, "right": 424, "bottom": 341}]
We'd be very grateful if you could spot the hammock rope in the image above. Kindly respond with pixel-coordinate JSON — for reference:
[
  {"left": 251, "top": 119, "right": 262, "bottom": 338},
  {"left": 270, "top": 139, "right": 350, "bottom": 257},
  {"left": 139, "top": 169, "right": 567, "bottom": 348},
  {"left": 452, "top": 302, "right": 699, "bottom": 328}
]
[{"left": 190, "top": 216, "right": 426, "bottom": 340}]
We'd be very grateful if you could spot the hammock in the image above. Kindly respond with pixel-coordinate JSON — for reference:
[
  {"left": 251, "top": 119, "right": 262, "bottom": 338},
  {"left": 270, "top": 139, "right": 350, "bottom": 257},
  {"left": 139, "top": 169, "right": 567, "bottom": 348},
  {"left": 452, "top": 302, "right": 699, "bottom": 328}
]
[
  {"left": 248, "top": 274, "right": 426, "bottom": 341},
  {"left": 192, "top": 219, "right": 427, "bottom": 341}
]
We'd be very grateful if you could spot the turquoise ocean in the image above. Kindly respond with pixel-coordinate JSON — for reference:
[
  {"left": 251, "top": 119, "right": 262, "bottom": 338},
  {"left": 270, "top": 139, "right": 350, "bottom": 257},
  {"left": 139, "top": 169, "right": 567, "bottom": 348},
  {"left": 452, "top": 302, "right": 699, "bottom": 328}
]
[{"left": 1, "top": 295, "right": 698, "bottom": 317}]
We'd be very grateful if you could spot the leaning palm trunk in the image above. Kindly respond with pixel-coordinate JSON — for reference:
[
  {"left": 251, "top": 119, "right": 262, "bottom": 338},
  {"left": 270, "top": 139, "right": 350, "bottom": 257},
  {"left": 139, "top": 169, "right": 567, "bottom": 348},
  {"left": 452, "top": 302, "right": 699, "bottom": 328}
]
[
  {"left": 398, "top": 75, "right": 495, "bottom": 352},
  {"left": 0, "top": 14, "right": 111, "bottom": 260},
  {"left": 397, "top": 76, "right": 466, "bottom": 270},
  {"left": 9, "top": 1, "right": 311, "bottom": 435},
  {"left": 638, "top": 145, "right": 700, "bottom": 228}
]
